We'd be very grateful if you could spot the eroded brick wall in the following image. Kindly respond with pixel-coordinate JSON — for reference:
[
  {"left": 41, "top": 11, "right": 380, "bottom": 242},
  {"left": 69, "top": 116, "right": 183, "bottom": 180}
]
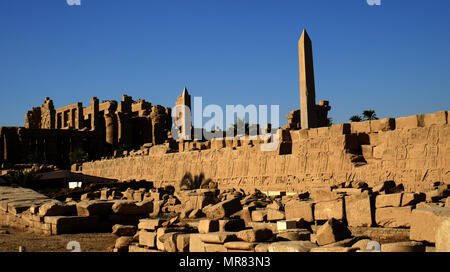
[{"left": 79, "top": 111, "right": 449, "bottom": 192}]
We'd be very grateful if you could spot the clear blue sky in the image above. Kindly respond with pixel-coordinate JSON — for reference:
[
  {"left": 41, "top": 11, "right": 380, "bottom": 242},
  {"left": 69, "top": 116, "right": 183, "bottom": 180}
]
[{"left": 1, "top": 0, "right": 449, "bottom": 127}]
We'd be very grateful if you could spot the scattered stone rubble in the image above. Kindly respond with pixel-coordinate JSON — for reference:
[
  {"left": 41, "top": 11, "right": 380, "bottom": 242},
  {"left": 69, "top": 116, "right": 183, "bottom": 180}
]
[{"left": 1, "top": 179, "right": 449, "bottom": 252}]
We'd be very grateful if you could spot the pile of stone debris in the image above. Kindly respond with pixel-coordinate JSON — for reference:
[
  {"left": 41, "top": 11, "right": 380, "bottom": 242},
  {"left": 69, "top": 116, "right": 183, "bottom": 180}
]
[{"left": 1, "top": 180, "right": 449, "bottom": 252}]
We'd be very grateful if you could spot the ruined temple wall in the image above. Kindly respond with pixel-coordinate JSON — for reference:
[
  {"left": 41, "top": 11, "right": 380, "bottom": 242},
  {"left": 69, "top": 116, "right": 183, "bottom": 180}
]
[{"left": 79, "top": 111, "right": 449, "bottom": 192}]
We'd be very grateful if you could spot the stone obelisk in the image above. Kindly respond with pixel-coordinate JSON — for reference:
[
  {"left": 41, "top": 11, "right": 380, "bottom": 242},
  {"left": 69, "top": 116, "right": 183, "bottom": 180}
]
[{"left": 299, "top": 29, "right": 317, "bottom": 129}]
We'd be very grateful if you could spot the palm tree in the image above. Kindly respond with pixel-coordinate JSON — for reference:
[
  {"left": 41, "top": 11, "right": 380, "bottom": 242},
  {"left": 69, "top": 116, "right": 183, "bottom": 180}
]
[
  {"left": 362, "top": 110, "right": 378, "bottom": 121},
  {"left": 350, "top": 115, "right": 362, "bottom": 122}
]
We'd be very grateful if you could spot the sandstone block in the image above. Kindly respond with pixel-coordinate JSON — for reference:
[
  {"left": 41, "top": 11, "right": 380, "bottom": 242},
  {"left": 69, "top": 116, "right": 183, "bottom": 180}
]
[
  {"left": 139, "top": 230, "right": 157, "bottom": 248},
  {"left": 350, "top": 120, "right": 371, "bottom": 134},
  {"left": 236, "top": 228, "right": 273, "bottom": 242},
  {"left": 115, "top": 236, "right": 133, "bottom": 252},
  {"left": 112, "top": 224, "right": 137, "bottom": 237},
  {"left": 76, "top": 200, "right": 114, "bottom": 216},
  {"left": 224, "top": 241, "right": 257, "bottom": 251},
  {"left": 276, "top": 229, "right": 311, "bottom": 241},
  {"left": 198, "top": 232, "right": 237, "bottom": 244},
  {"left": 138, "top": 218, "right": 164, "bottom": 230},
  {"left": 396, "top": 115, "right": 423, "bottom": 129},
  {"left": 268, "top": 241, "right": 317, "bottom": 252},
  {"left": 410, "top": 207, "right": 450, "bottom": 243},
  {"left": 204, "top": 198, "right": 242, "bottom": 220},
  {"left": 38, "top": 201, "right": 70, "bottom": 216},
  {"left": 314, "top": 199, "right": 344, "bottom": 221},
  {"left": 255, "top": 243, "right": 270, "bottom": 252},
  {"left": 198, "top": 219, "right": 219, "bottom": 234},
  {"left": 266, "top": 209, "right": 285, "bottom": 221},
  {"left": 370, "top": 118, "right": 395, "bottom": 132},
  {"left": 112, "top": 200, "right": 153, "bottom": 215},
  {"left": 381, "top": 241, "right": 425, "bottom": 252},
  {"left": 285, "top": 200, "right": 314, "bottom": 222},
  {"left": 345, "top": 194, "right": 373, "bottom": 227},
  {"left": 401, "top": 193, "right": 422, "bottom": 206},
  {"left": 375, "top": 206, "right": 413, "bottom": 228},
  {"left": 375, "top": 193, "right": 403, "bottom": 208},
  {"left": 189, "top": 233, "right": 206, "bottom": 252},
  {"left": 423, "top": 111, "right": 448, "bottom": 127},
  {"left": 310, "top": 246, "right": 357, "bottom": 252},
  {"left": 204, "top": 243, "right": 227, "bottom": 252},
  {"left": 251, "top": 209, "right": 267, "bottom": 222},
  {"left": 309, "top": 188, "right": 340, "bottom": 202},
  {"left": 248, "top": 222, "right": 278, "bottom": 233},
  {"left": 315, "top": 218, "right": 351, "bottom": 246},
  {"left": 446, "top": 197, "right": 450, "bottom": 208},
  {"left": 176, "top": 234, "right": 191, "bottom": 252},
  {"left": 436, "top": 218, "right": 450, "bottom": 252}
]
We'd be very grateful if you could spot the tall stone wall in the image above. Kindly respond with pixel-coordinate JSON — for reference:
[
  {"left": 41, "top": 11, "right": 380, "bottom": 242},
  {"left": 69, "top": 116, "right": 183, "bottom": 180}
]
[{"left": 79, "top": 111, "right": 449, "bottom": 193}]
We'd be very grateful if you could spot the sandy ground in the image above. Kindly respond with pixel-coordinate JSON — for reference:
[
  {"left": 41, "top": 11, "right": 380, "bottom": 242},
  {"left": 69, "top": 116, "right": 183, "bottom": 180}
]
[{"left": 0, "top": 226, "right": 116, "bottom": 252}]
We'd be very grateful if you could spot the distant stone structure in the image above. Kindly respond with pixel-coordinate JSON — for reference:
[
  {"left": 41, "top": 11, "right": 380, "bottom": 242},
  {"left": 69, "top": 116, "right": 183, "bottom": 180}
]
[
  {"left": 24, "top": 94, "right": 172, "bottom": 150},
  {"left": 287, "top": 29, "right": 331, "bottom": 130}
]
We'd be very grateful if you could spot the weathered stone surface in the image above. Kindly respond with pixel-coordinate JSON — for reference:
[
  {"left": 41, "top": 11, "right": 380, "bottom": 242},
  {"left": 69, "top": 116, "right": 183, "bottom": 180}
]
[
  {"left": 224, "top": 241, "right": 257, "bottom": 251},
  {"left": 315, "top": 218, "right": 351, "bottom": 246},
  {"left": 401, "top": 193, "right": 422, "bottom": 206},
  {"left": 115, "top": 236, "right": 133, "bottom": 252},
  {"left": 277, "top": 229, "right": 311, "bottom": 241},
  {"left": 310, "top": 246, "right": 357, "bottom": 252},
  {"left": 445, "top": 197, "right": 450, "bottom": 208},
  {"left": 204, "top": 243, "right": 227, "bottom": 252},
  {"left": 255, "top": 243, "right": 270, "bottom": 252},
  {"left": 198, "top": 232, "right": 238, "bottom": 244},
  {"left": 410, "top": 207, "right": 450, "bottom": 243},
  {"left": 189, "top": 234, "right": 206, "bottom": 252},
  {"left": 314, "top": 199, "right": 344, "bottom": 221},
  {"left": 285, "top": 200, "right": 314, "bottom": 222},
  {"left": 112, "top": 224, "right": 136, "bottom": 237},
  {"left": 138, "top": 218, "right": 164, "bottom": 230},
  {"left": 198, "top": 219, "right": 219, "bottom": 234},
  {"left": 345, "top": 194, "right": 373, "bottom": 227},
  {"left": 161, "top": 232, "right": 178, "bottom": 252},
  {"left": 375, "top": 193, "right": 402, "bottom": 208},
  {"left": 128, "top": 244, "right": 160, "bottom": 252},
  {"left": 268, "top": 241, "right": 317, "bottom": 252},
  {"left": 436, "top": 218, "right": 450, "bottom": 252},
  {"left": 251, "top": 209, "right": 267, "bottom": 222},
  {"left": 139, "top": 230, "right": 157, "bottom": 248},
  {"left": 38, "top": 201, "right": 71, "bottom": 216},
  {"left": 266, "top": 209, "right": 285, "bottom": 221},
  {"left": 248, "top": 222, "right": 278, "bottom": 233},
  {"left": 375, "top": 206, "right": 413, "bottom": 228},
  {"left": 381, "top": 241, "right": 425, "bottom": 252},
  {"left": 204, "top": 198, "right": 242, "bottom": 220},
  {"left": 176, "top": 234, "right": 191, "bottom": 252},
  {"left": 112, "top": 200, "right": 153, "bottom": 215},
  {"left": 76, "top": 200, "right": 114, "bottom": 216},
  {"left": 236, "top": 228, "right": 273, "bottom": 242},
  {"left": 309, "top": 188, "right": 340, "bottom": 202}
]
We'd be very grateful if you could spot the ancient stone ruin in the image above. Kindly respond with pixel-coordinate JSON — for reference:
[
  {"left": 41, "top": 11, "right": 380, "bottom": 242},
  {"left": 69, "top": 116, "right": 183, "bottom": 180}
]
[{"left": 0, "top": 29, "right": 448, "bottom": 252}]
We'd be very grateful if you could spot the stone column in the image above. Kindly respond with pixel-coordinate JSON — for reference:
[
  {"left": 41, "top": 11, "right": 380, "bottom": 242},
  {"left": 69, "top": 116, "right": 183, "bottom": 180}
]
[
  {"left": 104, "top": 113, "right": 118, "bottom": 146},
  {"left": 299, "top": 29, "right": 317, "bottom": 129},
  {"left": 90, "top": 97, "right": 100, "bottom": 131}
]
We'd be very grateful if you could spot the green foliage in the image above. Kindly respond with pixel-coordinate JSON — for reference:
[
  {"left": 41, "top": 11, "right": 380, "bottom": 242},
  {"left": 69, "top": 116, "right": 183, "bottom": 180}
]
[
  {"left": 4, "top": 171, "right": 42, "bottom": 189},
  {"left": 179, "top": 173, "right": 213, "bottom": 190},
  {"left": 350, "top": 115, "right": 362, "bottom": 122},
  {"left": 350, "top": 110, "right": 379, "bottom": 122},
  {"left": 362, "top": 109, "right": 378, "bottom": 120},
  {"left": 69, "top": 148, "right": 88, "bottom": 165}
]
